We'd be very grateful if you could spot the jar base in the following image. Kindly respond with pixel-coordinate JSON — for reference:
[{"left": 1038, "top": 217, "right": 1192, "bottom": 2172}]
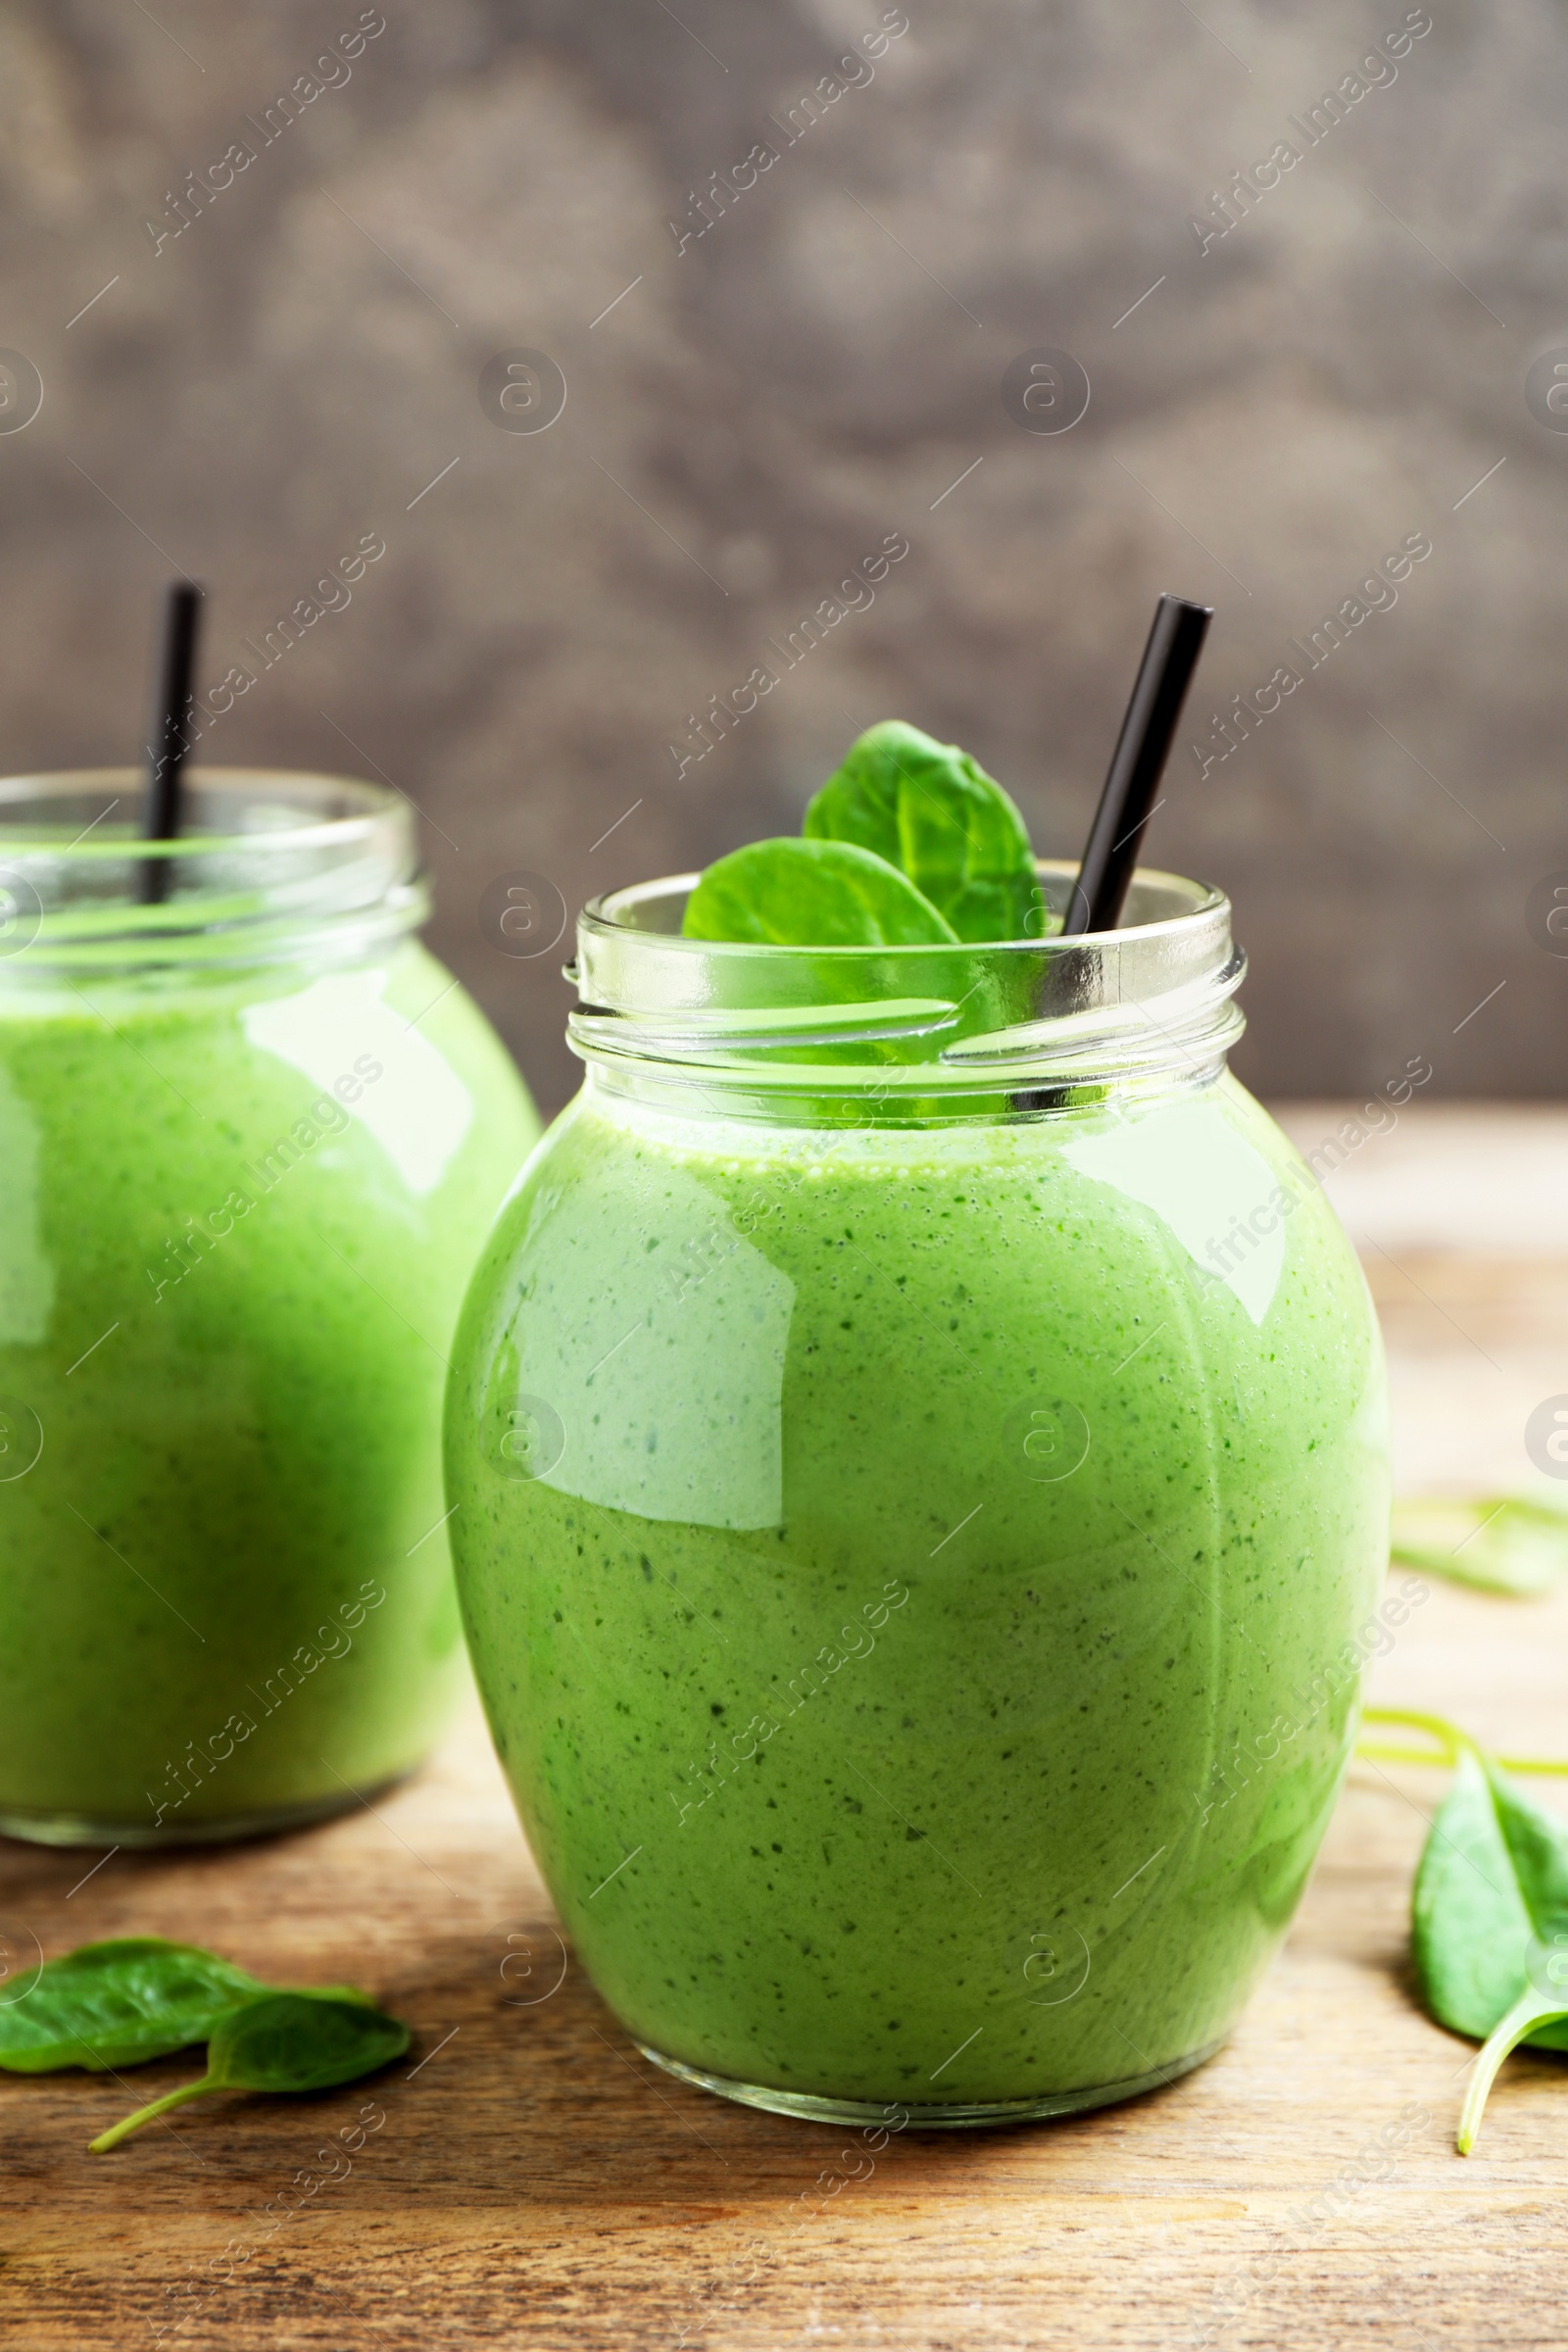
[
  {"left": 637, "top": 2034, "right": 1227, "bottom": 2129},
  {"left": 0, "top": 1771, "right": 414, "bottom": 1851}
]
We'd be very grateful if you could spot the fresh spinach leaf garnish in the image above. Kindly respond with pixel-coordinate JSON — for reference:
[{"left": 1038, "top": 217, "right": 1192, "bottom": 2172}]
[
  {"left": 804, "top": 719, "right": 1046, "bottom": 944},
  {"left": 682, "top": 835, "right": 958, "bottom": 947},
  {"left": 0, "top": 1939, "right": 270, "bottom": 2074},
  {"left": 89, "top": 1991, "right": 409, "bottom": 2152},
  {"left": 681, "top": 718, "right": 1048, "bottom": 948}
]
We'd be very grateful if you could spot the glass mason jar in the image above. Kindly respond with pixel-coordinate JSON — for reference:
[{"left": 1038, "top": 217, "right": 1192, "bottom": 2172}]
[
  {"left": 447, "top": 859, "right": 1389, "bottom": 2126},
  {"left": 0, "top": 769, "right": 538, "bottom": 1845}
]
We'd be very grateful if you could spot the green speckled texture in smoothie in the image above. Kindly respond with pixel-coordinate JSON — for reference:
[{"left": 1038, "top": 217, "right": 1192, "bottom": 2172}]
[
  {"left": 0, "top": 940, "right": 536, "bottom": 1835},
  {"left": 447, "top": 1072, "right": 1387, "bottom": 2106}
]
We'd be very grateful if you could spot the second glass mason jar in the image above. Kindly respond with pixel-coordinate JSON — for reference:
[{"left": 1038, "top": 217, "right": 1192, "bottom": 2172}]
[
  {"left": 0, "top": 769, "right": 538, "bottom": 1844},
  {"left": 447, "top": 860, "right": 1389, "bottom": 2125}
]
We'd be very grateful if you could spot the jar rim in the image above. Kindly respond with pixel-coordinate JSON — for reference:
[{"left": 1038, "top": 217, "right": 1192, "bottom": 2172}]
[
  {"left": 0, "top": 766, "right": 398, "bottom": 860},
  {"left": 581, "top": 858, "right": 1227, "bottom": 956}
]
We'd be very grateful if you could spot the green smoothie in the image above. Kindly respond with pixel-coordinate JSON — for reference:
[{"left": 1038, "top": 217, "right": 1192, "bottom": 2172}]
[
  {"left": 0, "top": 931, "right": 536, "bottom": 1840},
  {"left": 448, "top": 1069, "right": 1388, "bottom": 2112}
]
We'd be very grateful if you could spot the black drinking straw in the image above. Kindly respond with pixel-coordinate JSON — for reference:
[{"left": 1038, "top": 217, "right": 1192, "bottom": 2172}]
[
  {"left": 138, "top": 579, "right": 204, "bottom": 906},
  {"left": 1059, "top": 593, "right": 1212, "bottom": 936}
]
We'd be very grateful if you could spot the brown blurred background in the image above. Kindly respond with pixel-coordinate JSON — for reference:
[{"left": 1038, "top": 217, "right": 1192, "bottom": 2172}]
[{"left": 1, "top": 0, "right": 1562, "bottom": 1114}]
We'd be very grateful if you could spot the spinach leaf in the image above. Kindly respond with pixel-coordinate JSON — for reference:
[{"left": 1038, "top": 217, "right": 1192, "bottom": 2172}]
[
  {"left": 90, "top": 1992, "right": 410, "bottom": 2152},
  {"left": 1412, "top": 1745, "right": 1568, "bottom": 2148},
  {"left": 1413, "top": 1748, "right": 1568, "bottom": 2049},
  {"left": 1356, "top": 1710, "right": 1568, "bottom": 2150},
  {"left": 1391, "top": 1496, "right": 1568, "bottom": 1596},
  {"left": 0, "top": 1936, "right": 374, "bottom": 2076},
  {"left": 0, "top": 1939, "right": 270, "bottom": 2074},
  {"left": 803, "top": 719, "right": 1046, "bottom": 944},
  {"left": 682, "top": 836, "right": 958, "bottom": 947}
]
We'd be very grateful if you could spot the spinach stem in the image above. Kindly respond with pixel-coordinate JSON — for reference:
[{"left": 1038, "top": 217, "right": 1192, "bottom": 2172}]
[
  {"left": 1359, "top": 1705, "right": 1471, "bottom": 1759},
  {"left": 89, "top": 2074, "right": 217, "bottom": 2153},
  {"left": 1356, "top": 1744, "right": 1461, "bottom": 1764},
  {"left": 1455, "top": 1988, "right": 1568, "bottom": 2155},
  {"left": 1356, "top": 1707, "right": 1568, "bottom": 1776}
]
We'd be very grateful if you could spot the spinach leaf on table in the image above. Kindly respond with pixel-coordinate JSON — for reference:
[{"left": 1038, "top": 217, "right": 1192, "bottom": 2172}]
[
  {"left": 0, "top": 1936, "right": 375, "bottom": 2077},
  {"left": 90, "top": 1991, "right": 410, "bottom": 2152},
  {"left": 1411, "top": 1744, "right": 1568, "bottom": 2149},
  {"left": 1413, "top": 1749, "right": 1568, "bottom": 2046},
  {"left": 0, "top": 1939, "right": 270, "bottom": 2074},
  {"left": 804, "top": 719, "right": 1046, "bottom": 945},
  {"left": 682, "top": 835, "right": 958, "bottom": 947}
]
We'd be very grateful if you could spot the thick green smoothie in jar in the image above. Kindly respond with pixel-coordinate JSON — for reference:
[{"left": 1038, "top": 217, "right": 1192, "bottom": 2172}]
[
  {"left": 447, "top": 870, "right": 1389, "bottom": 2121},
  {"left": 0, "top": 771, "right": 537, "bottom": 1843}
]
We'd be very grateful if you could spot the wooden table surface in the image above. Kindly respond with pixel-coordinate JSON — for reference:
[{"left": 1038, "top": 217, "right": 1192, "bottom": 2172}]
[{"left": 6, "top": 1101, "right": 1568, "bottom": 2351}]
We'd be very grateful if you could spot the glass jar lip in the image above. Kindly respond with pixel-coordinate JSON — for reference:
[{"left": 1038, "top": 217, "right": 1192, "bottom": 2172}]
[
  {"left": 581, "top": 858, "right": 1227, "bottom": 955},
  {"left": 0, "top": 766, "right": 399, "bottom": 861}
]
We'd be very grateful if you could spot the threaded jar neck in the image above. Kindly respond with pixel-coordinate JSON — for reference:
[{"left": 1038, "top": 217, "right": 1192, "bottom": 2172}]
[
  {"left": 0, "top": 769, "right": 425, "bottom": 983},
  {"left": 567, "top": 859, "right": 1246, "bottom": 1128}
]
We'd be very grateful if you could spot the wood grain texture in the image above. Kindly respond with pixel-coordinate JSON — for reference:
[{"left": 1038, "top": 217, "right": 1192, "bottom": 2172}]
[{"left": 5, "top": 1102, "right": 1567, "bottom": 2351}]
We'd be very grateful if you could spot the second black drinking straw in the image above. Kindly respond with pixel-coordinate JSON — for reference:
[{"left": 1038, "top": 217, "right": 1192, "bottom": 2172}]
[
  {"left": 1061, "top": 594, "right": 1212, "bottom": 936},
  {"left": 138, "top": 580, "right": 204, "bottom": 906}
]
